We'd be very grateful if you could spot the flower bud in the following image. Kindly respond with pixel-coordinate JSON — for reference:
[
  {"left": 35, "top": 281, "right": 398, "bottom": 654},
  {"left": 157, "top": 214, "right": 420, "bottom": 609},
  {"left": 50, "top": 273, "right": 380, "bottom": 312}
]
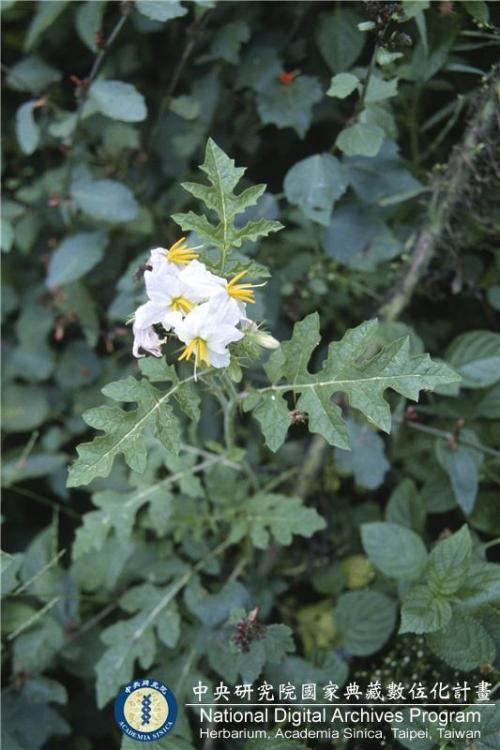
[
  {"left": 244, "top": 320, "right": 280, "bottom": 350},
  {"left": 255, "top": 330, "right": 280, "bottom": 350}
]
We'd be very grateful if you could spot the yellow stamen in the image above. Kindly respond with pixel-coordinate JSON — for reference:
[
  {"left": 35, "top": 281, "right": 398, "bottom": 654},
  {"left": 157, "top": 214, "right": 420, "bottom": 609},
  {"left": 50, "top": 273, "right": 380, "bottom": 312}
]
[
  {"left": 165, "top": 237, "right": 199, "bottom": 265},
  {"left": 171, "top": 296, "right": 195, "bottom": 314},
  {"left": 227, "top": 270, "right": 255, "bottom": 303},
  {"left": 178, "top": 337, "right": 210, "bottom": 367}
]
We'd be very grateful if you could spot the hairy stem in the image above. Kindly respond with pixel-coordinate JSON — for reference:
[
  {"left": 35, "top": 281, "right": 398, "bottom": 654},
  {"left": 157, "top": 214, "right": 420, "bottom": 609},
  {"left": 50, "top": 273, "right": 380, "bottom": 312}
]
[{"left": 378, "top": 68, "right": 500, "bottom": 322}]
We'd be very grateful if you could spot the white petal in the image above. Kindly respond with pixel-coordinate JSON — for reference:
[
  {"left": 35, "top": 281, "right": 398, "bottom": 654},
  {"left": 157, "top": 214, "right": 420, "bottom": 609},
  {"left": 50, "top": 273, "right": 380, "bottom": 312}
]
[
  {"left": 207, "top": 324, "right": 244, "bottom": 352},
  {"left": 134, "top": 301, "right": 166, "bottom": 328},
  {"left": 179, "top": 260, "right": 225, "bottom": 300},
  {"left": 132, "top": 326, "right": 164, "bottom": 358},
  {"left": 208, "top": 348, "right": 230, "bottom": 368},
  {"left": 174, "top": 302, "right": 210, "bottom": 343},
  {"left": 163, "top": 310, "right": 184, "bottom": 330},
  {"left": 147, "top": 247, "right": 181, "bottom": 277},
  {"left": 145, "top": 266, "right": 181, "bottom": 304},
  {"left": 208, "top": 292, "right": 246, "bottom": 326}
]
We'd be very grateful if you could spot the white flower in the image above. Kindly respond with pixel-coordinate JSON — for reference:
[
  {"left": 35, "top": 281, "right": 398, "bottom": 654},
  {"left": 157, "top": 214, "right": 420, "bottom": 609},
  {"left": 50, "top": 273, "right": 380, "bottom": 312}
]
[
  {"left": 135, "top": 270, "right": 202, "bottom": 337},
  {"left": 179, "top": 259, "right": 224, "bottom": 296},
  {"left": 179, "top": 260, "right": 255, "bottom": 325},
  {"left": 132, "top": 322, "right": 165, "bottom": 358},
  {"left": 175, "top": 302, "right": 243, "bottom": 372},
  {"left": 148, "top": 236, "right": 199, "bottom": 276}
]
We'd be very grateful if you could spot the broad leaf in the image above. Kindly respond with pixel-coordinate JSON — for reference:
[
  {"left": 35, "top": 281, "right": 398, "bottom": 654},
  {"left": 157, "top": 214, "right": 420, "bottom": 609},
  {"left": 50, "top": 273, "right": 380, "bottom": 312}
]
[
  {"left": 24, "top": 1, "right": 69, "bottom": 51},
  {"left": 89, "top": 80, "right": 147, "bottom": 123},
  {"left": 245, "top": 313, "right": 459, "bottom": 451},
  {"left": 323, "top": 203, "right": 402, "bottom": 270},
  {"left": 75, "top": 1, "right": 106, "bottom": 52},
  {"left": 435, "top": 429, "right": 483, "bottom": 514},
  {"left": 72, "top": 178, "right": 139, "bottom": 223},
  {"left": 361, "top": 521, "right": 428, "bottom": 581},
  {"left": 327, "top": 73, "right": 359, "bottom": 99},
  {"left": 2, "top": 384, "right": 49, "bottom": 432},
  {"left": 365, "top": 74, "right": 398, "bottom": 103},
  {"left": 6, "top": 55, "right": 61, "bottom": 93},
  {"left": 135, "top": 0, "right": 187, "bottom": 21},
  {"left": 345, "top": 140, "right": 424, "bottom": 205},
  {"left": 257, "top": 76, "right": 323, "bottom": 138},
  {"left": 335, "top": 419, "right": 390, "bottom": 489},
  {"left": 399, "top": 585, "right": 452, "bottom": 634},
  {"left": 283, "top": 154, "right": 348, "bottom": 226},
  {"left": 427, "top": 616, "right": 496, "bottom": 671},
  {"left": 426, "top": 525, "right": 472, "bottom": 597},
  {"left": 46, "top": 231, "right": 107, "bottom": 288},
  {"left": 229, "top": 493, "right": 326, "bottom": 549},
  {"left": 16, "top": 100, "right": 40, "bottom": 155},
  {"left": 458, "top": 562, "right": 500, "bottom": 608},
  {"left": 315, "top": 8, "right": 365, "bottom": 72},
  {"left": 67, "top": 371, "right": 199, "bottom": 487},
  {"left": 336, "top": 122, "right": 385, "bottom": 158},
  {"left": 96, "top": 581, "right": 182, "bottom": 707},
  {"left": 386, "top": 479, "right": 426, "bottom": 533},
  {"left": 335, "top": 590, "right": 396, "bottom": 655},
  {"left": 446, "top": 331, "right": 500, "bottom": 388}
]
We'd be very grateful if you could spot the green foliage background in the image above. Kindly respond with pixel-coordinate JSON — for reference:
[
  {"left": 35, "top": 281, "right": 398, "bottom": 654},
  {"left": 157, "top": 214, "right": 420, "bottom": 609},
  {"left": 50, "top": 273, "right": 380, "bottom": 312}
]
[{"left": 1, "top": 1, "right": 500, "bottom": 749}]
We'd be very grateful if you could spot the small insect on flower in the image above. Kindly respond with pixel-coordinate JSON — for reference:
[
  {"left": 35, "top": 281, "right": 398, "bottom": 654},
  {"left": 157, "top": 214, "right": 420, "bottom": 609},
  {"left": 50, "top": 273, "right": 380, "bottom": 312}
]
[
  {"left": 147, "top": 238, "right": 201, "bottom": 276},
  {"left": 133, "top": 262, "right": 152, "bottom": 282}
]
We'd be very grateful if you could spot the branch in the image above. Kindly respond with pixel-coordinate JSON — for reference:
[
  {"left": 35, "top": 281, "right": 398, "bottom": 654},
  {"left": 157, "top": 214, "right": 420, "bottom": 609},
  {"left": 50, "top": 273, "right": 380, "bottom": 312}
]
[
  {"left": 150, "top": 9, "right": 212, "bottom": 144},
  {"left": 61, "top": 4, "right": 131, "bottom": 202},
  {"left": 257, "top": 433, "right": 328, "bottom": 577},
  {"left": 392, "top": 416, "right": 500, "bottom": 458},
  {"left": 378, "top": 67, "right": 500, "bottom": 322}
]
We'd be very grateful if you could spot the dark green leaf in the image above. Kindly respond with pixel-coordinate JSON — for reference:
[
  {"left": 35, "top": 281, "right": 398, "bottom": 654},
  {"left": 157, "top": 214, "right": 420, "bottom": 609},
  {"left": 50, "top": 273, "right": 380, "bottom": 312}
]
[
  {"left": 46, "top": 231, "right": 107, "bottom": 288},
  {"left": 315, "top": 8, "right": 365, "bottom": 72},
  {"left": 361, "top": 521, "right": 428, "bottom": 580},
  {"left": 284, "top": 154, "right": 348, "bottom": 226},
  {"left": 336, "top": 590, "right": 396, "bottom": 655}
]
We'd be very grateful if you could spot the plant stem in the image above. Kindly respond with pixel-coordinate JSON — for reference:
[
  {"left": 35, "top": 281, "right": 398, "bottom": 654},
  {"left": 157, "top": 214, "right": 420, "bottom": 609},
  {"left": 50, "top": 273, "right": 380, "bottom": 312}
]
[
  {"left": 150, "top": 9, "right": 211, "bottom": 144},
  {"left": 419, "top": 94, "right": 466, "bottom": 164},
  {"left": 378, "top": 67, "right": 500, "bottom": 322},
  {"left": 61, "top": 6, "right": 131, "bottom": 204},
  {"left": 392, "top": 416, "right": 500, "bottom": 458},
  {"left": 130, "top": 538, "right": 233, "bottom": 645},
  {"left": 482, "top": 537, "right": 500, "bottom": 551},
  {"left": 12, "top": 549, "right": 66, "bottom": 596},
  {"left": 5, "top": 485, "right": 81, "bottom": 520},
  {"left": 258, "top": 434, "right": 328, "bottom": 577},
  {"left": 262, "top": 467, "right": 300, "bottom": 493},
  {"left": 7, "top": 596, "right": 62, "bottom": 641},
  {"left": 355, "top": 40, "right": 379, "bottom": 118}
]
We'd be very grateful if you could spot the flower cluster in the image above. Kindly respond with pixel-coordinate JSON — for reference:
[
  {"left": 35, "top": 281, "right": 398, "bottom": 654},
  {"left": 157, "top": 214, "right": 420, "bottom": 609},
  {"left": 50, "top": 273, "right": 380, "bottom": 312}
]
[{"left": 132, "top": 237, "right": 266, "bottom": 373}]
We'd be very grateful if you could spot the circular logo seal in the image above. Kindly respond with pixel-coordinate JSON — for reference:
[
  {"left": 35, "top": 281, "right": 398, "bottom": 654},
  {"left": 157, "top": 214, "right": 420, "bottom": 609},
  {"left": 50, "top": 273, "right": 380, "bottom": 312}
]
[{"left": 114, "top": 679, "right": 177, "bottom": 742}]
